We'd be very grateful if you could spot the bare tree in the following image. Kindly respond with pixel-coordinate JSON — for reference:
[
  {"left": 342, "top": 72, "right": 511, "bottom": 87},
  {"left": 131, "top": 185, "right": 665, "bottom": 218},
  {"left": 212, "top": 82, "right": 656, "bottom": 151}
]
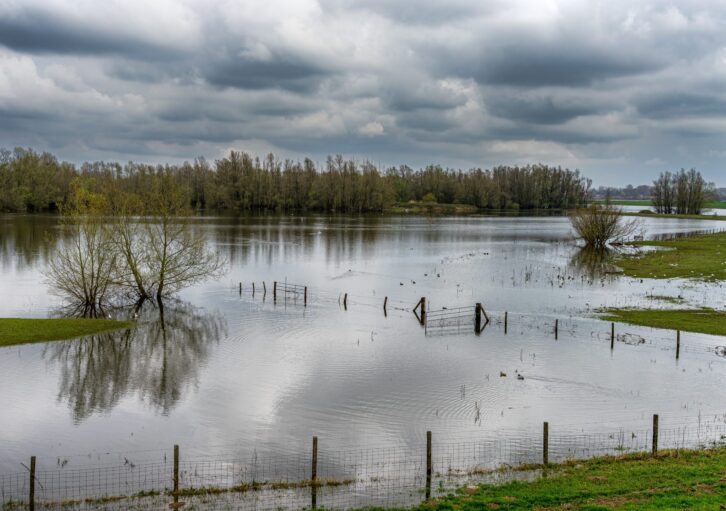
[
  {"left": 569, "top": 204, "right": 642, "bottom": 249},
  {"left": 45, "top": 188, "right": 117, "bottom": 317},
  {"left": 652, "top": 171, "right": 674, "bottom": 214},
  {"left": 112, "top": 172, "right": 225, "bottom": 304}
]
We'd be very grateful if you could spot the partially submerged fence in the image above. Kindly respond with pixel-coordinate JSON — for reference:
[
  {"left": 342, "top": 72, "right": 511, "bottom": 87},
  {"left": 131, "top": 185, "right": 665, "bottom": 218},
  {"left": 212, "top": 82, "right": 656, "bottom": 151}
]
[{"left": 3, "top": 413, "right": 726, "bottom": 510}]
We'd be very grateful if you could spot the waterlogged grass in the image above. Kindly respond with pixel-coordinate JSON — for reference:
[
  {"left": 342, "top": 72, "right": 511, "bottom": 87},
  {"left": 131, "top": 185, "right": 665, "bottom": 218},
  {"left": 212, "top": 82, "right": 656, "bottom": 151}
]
[
  {"left": 614, "top": 231, "right": 726, "bottom": 281},
  {"left": 399, "top": 448, "right": 726, "bottom": 511},
  {"left": 0, "top": 318, "right": 133, "bottom": 347},
  {"left": 622, "top": 211, "right": 726, "bottom": 221},
  {"left": 601, "top": 308, "right": 726, "bottom": 337}
]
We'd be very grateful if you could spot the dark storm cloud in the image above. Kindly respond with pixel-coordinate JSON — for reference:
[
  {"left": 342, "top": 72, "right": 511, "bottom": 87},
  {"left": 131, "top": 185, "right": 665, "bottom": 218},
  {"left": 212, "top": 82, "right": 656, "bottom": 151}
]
[
  {"left": 450, "top": 43, "right": 662, "bottom": 87},
  {"left": 205, "top": 52, "right": 330, "bottom": 92},
  {"left": 636, "top": 92, "right": 726, "bottom": 119},
  {"left": 485, "top": 94, "right": 603, "bottom": 125},
  {"left": 0, "top": 7, "right": 180, "bottom": 59}
]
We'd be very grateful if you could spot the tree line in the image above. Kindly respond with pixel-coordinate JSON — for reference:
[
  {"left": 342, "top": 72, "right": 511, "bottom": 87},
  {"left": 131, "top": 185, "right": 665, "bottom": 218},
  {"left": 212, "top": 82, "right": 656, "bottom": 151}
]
[
  {"left": 651, "top": 169, "right": 710, "bottom": 215},
  {"left": 1, "top": 148, "right": 591, "bottom": 214}
]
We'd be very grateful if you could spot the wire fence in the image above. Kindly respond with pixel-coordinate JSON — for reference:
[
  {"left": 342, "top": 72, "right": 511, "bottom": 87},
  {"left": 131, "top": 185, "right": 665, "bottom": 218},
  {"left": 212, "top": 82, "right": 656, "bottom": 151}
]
[{"left": 3, "top": 413, "right": 726, "bottom": 510}]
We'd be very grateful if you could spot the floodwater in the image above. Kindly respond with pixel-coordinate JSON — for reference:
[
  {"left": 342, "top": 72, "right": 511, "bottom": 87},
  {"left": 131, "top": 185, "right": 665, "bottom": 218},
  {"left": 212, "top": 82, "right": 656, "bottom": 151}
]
[{"left": 0, "top": 213, "right": 725, "bottom": 475}]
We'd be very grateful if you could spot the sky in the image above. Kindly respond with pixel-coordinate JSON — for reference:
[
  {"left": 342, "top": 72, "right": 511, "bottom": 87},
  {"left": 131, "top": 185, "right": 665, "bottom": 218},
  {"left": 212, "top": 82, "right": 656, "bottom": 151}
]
[{"left": 0, "top": 0, "right": 725, "bottom": 186}]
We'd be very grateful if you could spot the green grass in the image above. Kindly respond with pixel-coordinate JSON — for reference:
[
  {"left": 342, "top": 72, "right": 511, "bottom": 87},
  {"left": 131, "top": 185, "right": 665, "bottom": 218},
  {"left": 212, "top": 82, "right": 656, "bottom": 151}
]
[
  {"left": 597, "top": 199, "right": 726, "bottom": 209},
  {"left": 397, "top": 448, "right": 726, "bottom": 511},
  {"left": 614, "top": 231, "right": 726, "bottom": 281},
  {"left": 0, "top": 318, "right": 133, "bottom": 347},
  {"left": 600, "top": 308, "right": 726, "bottom": 337},
  {"left": 623, "top": 211, "right": 726, "bottom": 221}
]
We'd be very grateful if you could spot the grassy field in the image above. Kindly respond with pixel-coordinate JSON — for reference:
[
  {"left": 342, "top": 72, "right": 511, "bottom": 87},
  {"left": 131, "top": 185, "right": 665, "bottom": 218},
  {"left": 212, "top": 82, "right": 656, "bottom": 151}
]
[
  {"left": 0, "top": 318, "right": 133, "bottom": 347},
  {"left": 614, "top": 231, "right": 726, "bottom": 281},
  {"left": 601, "top": 308, "right": 726, "bottom": 337},
  {"left": 401, "top": 448, "right": 726, "bottom": 511},
  {"left": 597, "top": 199, "right": 726, "bottom": 209}
]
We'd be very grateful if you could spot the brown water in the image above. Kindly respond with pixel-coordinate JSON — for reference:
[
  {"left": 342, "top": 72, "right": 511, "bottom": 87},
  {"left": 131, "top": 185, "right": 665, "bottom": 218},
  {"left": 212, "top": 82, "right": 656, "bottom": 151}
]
[{"left": 0, "top": 213, "right": 725, "bottom": 474}]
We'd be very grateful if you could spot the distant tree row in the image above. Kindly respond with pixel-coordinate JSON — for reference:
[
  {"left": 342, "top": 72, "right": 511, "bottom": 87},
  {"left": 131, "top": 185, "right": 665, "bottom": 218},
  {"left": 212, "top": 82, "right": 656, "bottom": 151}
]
[
  {"left": 0, "top": 148, "right": 592, "bottom": 214},
  {"left": 652, "top": 169, "right": 710, "bottom": 215}
]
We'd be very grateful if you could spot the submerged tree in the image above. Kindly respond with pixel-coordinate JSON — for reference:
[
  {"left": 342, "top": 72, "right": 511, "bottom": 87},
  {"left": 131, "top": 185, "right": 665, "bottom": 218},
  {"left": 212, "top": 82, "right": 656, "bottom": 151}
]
[
  {"left": 46, "top": 175, "right": 225, "bottom": 312},
  {"left": 45, "top": 186, "right": 116, "bottom": 317},
  {"left": 569, "top": 204, "right": 642, "bottom": 249}
]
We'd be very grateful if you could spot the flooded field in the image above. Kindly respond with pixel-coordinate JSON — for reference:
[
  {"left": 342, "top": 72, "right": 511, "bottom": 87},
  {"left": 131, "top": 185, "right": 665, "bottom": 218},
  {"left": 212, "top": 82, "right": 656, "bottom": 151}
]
[{"left": 1, "top": 213, "right": 725, "bottom": 481}]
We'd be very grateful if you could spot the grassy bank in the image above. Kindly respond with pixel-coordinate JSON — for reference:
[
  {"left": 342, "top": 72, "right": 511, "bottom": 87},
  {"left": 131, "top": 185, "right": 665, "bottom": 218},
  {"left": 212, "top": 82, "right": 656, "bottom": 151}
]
[
  {"left": 404, "top": 448, "right": 726, "bottom": 511},
  {"left": 614, "top": 231, "right": 726, "bottom": 280},
  {"left": 597, "top": 199, "right": 726, "bottom": 209},
  {"left": 601, "top": 308, "right": 726, "bottom": 336},
  {"left": 623, "top": 211, "right": 726, "bottom": 221},
  {"left": 0, "top": 318, "right": 133, "bottom": 347}
]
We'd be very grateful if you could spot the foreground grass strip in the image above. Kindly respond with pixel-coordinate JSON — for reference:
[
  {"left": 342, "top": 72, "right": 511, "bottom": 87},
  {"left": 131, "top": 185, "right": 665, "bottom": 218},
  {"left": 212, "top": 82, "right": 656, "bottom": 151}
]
[
  {"left": 614, "top": 231, "right": 726, "bottom": 280},
  {"left": 601, "top": 308, "right": 726, "bottom": 337},
  {"left": 0, "top": 318, "right": 133, "bottom": 347},
  {"left": 404, "top": 448, "right": 726, "bottom": 511}
]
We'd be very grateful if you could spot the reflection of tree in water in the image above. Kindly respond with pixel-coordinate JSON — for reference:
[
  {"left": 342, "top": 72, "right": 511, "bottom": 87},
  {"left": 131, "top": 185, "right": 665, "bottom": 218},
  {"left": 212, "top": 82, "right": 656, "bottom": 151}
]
[
  {"left": 44, "top": 300, "right": 226, "bottom": 422},
  {"left": 569, "top": 246, "right": 618, "bottom": 280}
]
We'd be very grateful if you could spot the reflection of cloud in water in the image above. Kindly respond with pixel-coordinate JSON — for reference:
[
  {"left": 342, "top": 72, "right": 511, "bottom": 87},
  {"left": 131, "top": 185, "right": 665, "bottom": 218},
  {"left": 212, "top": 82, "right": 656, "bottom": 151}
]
[{"left": 43, "top": 300, "right": 226, "bottom": 422}]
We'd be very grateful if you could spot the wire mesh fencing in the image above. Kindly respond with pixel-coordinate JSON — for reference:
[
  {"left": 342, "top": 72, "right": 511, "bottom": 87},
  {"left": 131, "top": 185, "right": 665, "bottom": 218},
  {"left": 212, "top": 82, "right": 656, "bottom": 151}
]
[{"left": 3, "top": 413, "right": 726, "bottom": 510}]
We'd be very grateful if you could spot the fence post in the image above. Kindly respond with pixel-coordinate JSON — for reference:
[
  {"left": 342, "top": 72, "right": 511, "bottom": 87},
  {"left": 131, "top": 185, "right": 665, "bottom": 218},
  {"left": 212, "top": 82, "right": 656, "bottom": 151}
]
[
  {"left": 652, "top": 414, "right": 659, "bottom": 456},
  {"left": 311, "top": 436, "right": 318, "bottom": 509},
  {"left": 543, "top": 422, "right": 549, "bottom": 466},
  {"left": 475, "top": 303, "right": 482, "bottom": 334},
  {"left": 263, "top": 281, "right": 267, "bottom": 296},
  {"left": 304, "top": 286, "right": 308, "bottom": 307},
  {"left": 252, "top": 282, "right": 255, "bottom": 296},
  {"left": 383, "top": 296, "right": 388, "bottom": 316},
  {"left": 273, "top": 281, "right": 277, "bottom": 302},
  {"left": 29, "top": 455, "right": 35, "bottom": 511},
  {"left": 676, "top": 330, "right": 680, "bottom": 359},
  {"left": 173, "top": 445, "right": 179, "bottom": 502},
  {"left": 239, "top": 282, "right": 242, "bottom": 295},
  {"left": 611, "top": 322, "right": 615, "bottom": 350},
  {"left": 504, "top": 311, "right": 508, "bottom": 334},
  {"left": 343, "top": 293, "right": 348, "bottom": 310},
  {"left": 420, "top": 297, "right": 426, "bottom": 324},
  {"left": 554, "top": 319, "right": 559, "bottom": 340},
  {"left": 426, "top": 431, "right": 432, "bottom": 500}
]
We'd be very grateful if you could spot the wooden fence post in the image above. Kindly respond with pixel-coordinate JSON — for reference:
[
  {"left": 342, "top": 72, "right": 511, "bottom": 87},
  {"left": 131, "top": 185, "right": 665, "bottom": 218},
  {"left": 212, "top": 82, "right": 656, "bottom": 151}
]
[
  {"left": 273, "top": 281, "right": 277, "bottom": 302},
  {"left": 475, "top": 303, "right": 482, "bottom": 334},
  {"left": 383, "top": 297, "right": 388, "bottom": 316},
  {"left": 343, "top": 293, "right": 348, "bottom": 310},
  {"left": 29, "top": 456, "right": 35, "bottom": 511},
  {"left": 311, "top": 436, "right": 318, "bottom": 509},
  {"left": 263, "top": 281, "right": 267, "bottom": 296},
  {"left": 676, "top": 330, "right": 680, "bottom": 359},
  {"left": 239, "top": 282, "right": 242, "bottom": 295},
  {"left": 611, "top": 322, "right": 615, "bottom": 350},
  {"left": 543, "top": 422, "right": 549, "bottom": 466},
  {"left": 554, "top": 319, "right": 559, "bottom": 340},
  {"left": 504, "top": 311, "right": 508, "bottom": 334},
  {"left": 173, "top": 445, "right": 179, "bottom": 501},
  {"left": 304, "top": 286, "right": 308, "bottom": 307},
  {"left": 252, "top": 282, "right": 255, "bottom": 296},
  {"left": 426, "top": 431, "right": 432, "bottom": 500},
  {"left": 652, "top": 414, "right": 659, "bottom": 456}
]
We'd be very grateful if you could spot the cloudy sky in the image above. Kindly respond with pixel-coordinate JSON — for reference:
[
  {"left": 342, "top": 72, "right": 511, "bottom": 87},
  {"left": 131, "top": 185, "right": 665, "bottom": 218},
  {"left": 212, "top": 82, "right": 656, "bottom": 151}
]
[{"left": 1, "top": 0, "right": 725, "bottom": 186}]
